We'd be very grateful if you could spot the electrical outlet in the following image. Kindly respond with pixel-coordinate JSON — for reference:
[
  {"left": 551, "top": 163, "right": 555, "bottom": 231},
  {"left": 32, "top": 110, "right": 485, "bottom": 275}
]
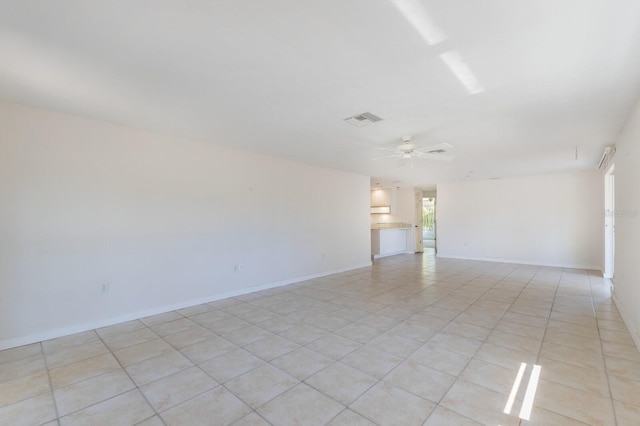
[
  {"left": 99, "top": 283, "right": 110, "bottom": 294},
  {"left": 235, "top": 264, "right": 244, "bottom": 272}
]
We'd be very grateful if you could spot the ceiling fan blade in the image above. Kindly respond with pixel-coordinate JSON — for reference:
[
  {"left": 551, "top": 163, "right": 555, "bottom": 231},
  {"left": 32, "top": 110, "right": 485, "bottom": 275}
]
[
  {"left": 413, "top": 151, "right": 454, "bottom": 161},
  {"left": 371, "top": 153, "right": 404, "bottom": 161},
  {"left": 414, "top": 143, "right": 453, "bottom": 152}
]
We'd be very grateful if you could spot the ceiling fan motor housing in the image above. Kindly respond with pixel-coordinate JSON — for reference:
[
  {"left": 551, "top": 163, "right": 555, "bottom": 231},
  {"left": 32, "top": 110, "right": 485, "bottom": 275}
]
[{"left": 398, "top": 136, "right": 415, "bottom": 152}]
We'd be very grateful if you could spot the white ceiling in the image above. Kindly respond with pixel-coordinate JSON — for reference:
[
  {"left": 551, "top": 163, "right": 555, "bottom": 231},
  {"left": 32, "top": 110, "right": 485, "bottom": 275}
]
[{"left": 2, "top": 1, "right": 640, "bottom": 188}]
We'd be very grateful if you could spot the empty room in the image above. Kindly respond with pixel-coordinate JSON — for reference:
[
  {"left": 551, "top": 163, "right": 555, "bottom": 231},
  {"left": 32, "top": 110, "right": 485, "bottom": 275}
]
[{"left": 1, "top": 1, "right": 640, "bottom": 425}]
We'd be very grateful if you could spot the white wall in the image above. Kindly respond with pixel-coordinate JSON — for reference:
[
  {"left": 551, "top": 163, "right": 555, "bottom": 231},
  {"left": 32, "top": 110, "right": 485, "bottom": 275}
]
[
  {"left": 0, "top": 101, "right": 371, "bottom": 350},
  {"left": 436, "top": 171, "right": 603, "bottom": 269},
  {"left": 611, "top": 99, "right": 640, "bottom": 350}
]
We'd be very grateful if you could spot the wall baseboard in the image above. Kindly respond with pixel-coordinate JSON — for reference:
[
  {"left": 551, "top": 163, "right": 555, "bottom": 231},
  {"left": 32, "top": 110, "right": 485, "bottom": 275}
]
[
  {"left": 373, "top": 250, "right": 415, "bottom": 259},
  {"left": 612, "top": 293, "right": 640, "bottom": 353},
  {"left": 0, "top": 261, "right": 372, "bottom": 351},
  {"left": 435, "top": 253, "right": 601, "bottom": 271}
]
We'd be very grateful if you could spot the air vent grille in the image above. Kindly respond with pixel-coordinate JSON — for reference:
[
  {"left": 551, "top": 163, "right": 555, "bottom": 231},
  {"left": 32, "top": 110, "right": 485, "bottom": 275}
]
[
  {"left": 344, "top": 112, "right": 383, "bottom": 127},
  {"left": 427, "top": 149, "right": 446, "bottom": 154}
]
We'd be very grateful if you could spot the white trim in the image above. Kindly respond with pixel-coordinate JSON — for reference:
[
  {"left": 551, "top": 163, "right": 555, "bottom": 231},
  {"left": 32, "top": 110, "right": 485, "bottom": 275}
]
[
  {"left": 0, "top": 261, "right": 372, "bottom": 351},
  {"left": 612, "top": 293, "right": 640, "bottom": 352},
  {"left": 373, "top": 250, "right": 415, "bottom": 259},
  {"left": 435, "top": 253, "right": 600, "bottom": 270}
]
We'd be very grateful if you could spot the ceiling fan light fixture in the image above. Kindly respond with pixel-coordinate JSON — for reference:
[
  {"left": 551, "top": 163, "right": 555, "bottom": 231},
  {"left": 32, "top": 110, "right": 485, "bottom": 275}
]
[
  {"left": 372, "top": 136, "right": 454, "bottom": 163},
  {"left": 398, "top": 136, "right": 415, "bottom": 152},
  {"left": 398, "top": 143, "right": 416, "bottom": 152}
]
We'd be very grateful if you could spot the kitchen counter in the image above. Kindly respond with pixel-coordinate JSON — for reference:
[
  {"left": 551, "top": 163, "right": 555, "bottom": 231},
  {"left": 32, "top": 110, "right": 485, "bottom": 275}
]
[
  {"left": 371, "top": 226, "right": 413, "bottom": 258},
  {"left": 371, "top": 222, "right": 412, "bottom": 230}
]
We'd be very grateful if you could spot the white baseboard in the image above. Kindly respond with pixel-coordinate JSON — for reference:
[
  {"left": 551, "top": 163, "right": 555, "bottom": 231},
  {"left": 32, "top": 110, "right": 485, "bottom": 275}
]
[
  {"left": 612, "top": 293, "right": 640, "bottom": 353},
  {"left": 435, "top": 253, "right": 601, "bottom": 270},
  {"left": 0, "top": 261, "right": 372, "bottom": 351},
  {"left": 373, "top": 250, "right": 415, "bottom": 259}
]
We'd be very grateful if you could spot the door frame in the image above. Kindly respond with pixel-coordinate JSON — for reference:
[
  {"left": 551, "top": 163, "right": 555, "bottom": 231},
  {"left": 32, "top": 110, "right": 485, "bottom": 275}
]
[
  {"left": 419, "top": 194, "right": 437, "bottom": 254},
  {"left": 414, "top": 189, "right": 424, "bottom": 253},
  {"left": 604, "top": 164, "right": 615, "bottom": 280}
]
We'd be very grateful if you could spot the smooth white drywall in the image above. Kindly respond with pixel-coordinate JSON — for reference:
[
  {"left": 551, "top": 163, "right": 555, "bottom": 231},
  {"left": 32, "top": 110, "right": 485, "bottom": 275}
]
[
  {"left": 436, "top": 171, "right": 603, "bottom": 269},
  {"left": 610, "top": 98, "right": 640, "bottom": 350},
  {"left": 0, "top": 101, "right": 371, "bottom": 349}
]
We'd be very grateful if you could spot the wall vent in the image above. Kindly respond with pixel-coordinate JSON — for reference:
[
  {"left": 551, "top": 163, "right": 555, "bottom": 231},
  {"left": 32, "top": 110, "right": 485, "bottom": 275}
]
[{"left": 344, "top": 112, "right": 383, "bottom": 127}]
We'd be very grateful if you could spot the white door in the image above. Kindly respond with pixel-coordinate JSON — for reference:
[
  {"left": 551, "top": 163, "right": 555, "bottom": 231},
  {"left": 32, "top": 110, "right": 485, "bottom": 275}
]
[
  {"left": 414, "top": 189, "right": 423, "bottom": 253},
  {"left": 604, "top": 166, "right": 615, "bottom": 280}
]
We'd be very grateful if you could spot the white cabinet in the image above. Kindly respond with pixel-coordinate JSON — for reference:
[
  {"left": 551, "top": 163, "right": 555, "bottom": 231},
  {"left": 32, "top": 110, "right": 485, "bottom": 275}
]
[
  {"left": 371, "top": 189, "right": 389, "bottom": 206},
  {"left": 370, "top": 188, "right": 397, "bottom": 214},
  {"left": 380, "top": 228, "right": 407, "bottom": 255},
  {"left": 372, "top": 228, "right": 409, "bottom": 258}
]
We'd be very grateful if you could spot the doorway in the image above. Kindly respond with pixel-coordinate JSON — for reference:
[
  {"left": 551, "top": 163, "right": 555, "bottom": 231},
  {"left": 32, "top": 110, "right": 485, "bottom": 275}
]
[
  {"left": 422, "top": 197, "right": 436, "bottom": 253},
  {"left": 604, "top": 165, "right": 615, "bottom": 281}
]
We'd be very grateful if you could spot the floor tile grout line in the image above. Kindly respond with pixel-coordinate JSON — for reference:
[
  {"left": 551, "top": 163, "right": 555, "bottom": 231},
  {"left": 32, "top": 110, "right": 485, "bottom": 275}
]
[
  {"left": 340, "top": 260, "right": 536, "bottom": 422},
  {"left": 126, "top": 319, "right": 259, "bottom": 422},
  {"left": 243, "top": 258, "right": 479, "bottom": 423},
  {"left": 532, "top": 268, "right": 619, "bottom": 424},
  {"left": 0, "top": 347, "right": 49, "bottom": 409},
  {"left": 3, "top": 256, "right": 637, "bottom": 425},
  {"left": 589, "top": 270, "right": 619, "bottom": 426},
  {"left": 217, "top": 341, "right": 355, "bottom": 414},
  {"left": 44, "top": 363, "right": 152, "bottom": 422},
  {"left": 323, "top": 407, "right": 376, "bottom": 426},
  {"left": 418, "top": 264, "right": 544, "bottom": 425},
  {"left": 521, "top": 267, "right": 563, "bottom": 426},
  {"left": 88, "top": 328, "right": 163, "bottom": 425},
  {"left": 41, "top": 341, "right": 61, "bottom": 424}
]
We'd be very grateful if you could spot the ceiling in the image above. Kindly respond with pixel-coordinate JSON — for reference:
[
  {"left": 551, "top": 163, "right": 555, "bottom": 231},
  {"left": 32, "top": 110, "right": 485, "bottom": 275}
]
[{"left": 2, "top": 1, "right": 640, "bottom": 189}]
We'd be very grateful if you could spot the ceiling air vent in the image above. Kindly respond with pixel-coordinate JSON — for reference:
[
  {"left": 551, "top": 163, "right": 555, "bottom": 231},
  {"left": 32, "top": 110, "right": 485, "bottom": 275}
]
[
  {"left": 344, "top": 112, "right": 383, "bottom": 127},
  {"left": 427, "top": 149, "right": 446, "bottom": 154}
]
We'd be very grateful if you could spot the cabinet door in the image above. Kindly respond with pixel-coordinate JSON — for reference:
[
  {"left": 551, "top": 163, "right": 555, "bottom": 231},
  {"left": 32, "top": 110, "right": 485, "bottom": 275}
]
[
  {"left": 379, "top": 229, "right": 407, "bottom": 254},
  {"left": 371, "top": 189, "right": 390, "bottom": 206}
]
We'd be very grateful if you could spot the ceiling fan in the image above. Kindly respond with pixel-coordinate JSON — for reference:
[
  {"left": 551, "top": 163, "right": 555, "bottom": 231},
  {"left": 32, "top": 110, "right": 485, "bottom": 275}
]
[{"left": 373, "top": 136, "right": 454, "bottom": 165}]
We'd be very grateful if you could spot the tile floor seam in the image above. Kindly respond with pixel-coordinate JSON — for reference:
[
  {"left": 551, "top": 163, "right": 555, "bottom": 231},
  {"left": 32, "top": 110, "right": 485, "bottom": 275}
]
[
  {"left": 513, "top": 271, "right": 561, "bottom": 426},
  {"left": 249, "top": 410, "right": 275, "bottom": 426},
  {"left": 299, "top": 361, "right": 381, "bottom": 414},
  {"left": 311, "top": 372, "right": 359, "bottom": 406},
  {"left": 88, "top": 328, "right": 162, "bottom": 424},
  {"left": 149, "top": 377, "right": 223, "bottom": 415},
  {"left": 298, "top": 335, "right": 362, "bottom": 363},
  {"left": 322, "top": 408, "right": 354, "bottom": 426},
  {"left": 42, "top": 341, "right": 61, "bottom": 423},
  {"left": 218, "top": 381, "right": 287, "bottom": 419},
  {"left": 3, "top": 255, "right": 639, "bottom": 426},
  {"left": 529, "top": 273, "right": 560, "bottom": 361},
  {"left": 54, "top": 388, "right": 139, "bottom": 422},
  {"left": 531, "top": 268, "right": 611, "bottom": 425},
  {"left": 420, "top": 269, "right": 542, "bottom": 426},
  {"left": 589, "top": 270, "right": 619, "bottom": 426},
  {"left": 420, "top": 407, "right": 480, "bottom": 426},
  {"left": 136, "top": 414, "right": 165, "bottom": 426}
]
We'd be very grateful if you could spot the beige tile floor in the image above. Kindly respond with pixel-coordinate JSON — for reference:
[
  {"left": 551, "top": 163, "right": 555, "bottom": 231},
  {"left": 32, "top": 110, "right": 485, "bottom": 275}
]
[{"left": 1, "top": 253, "right": 640, "bottom": 425}]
